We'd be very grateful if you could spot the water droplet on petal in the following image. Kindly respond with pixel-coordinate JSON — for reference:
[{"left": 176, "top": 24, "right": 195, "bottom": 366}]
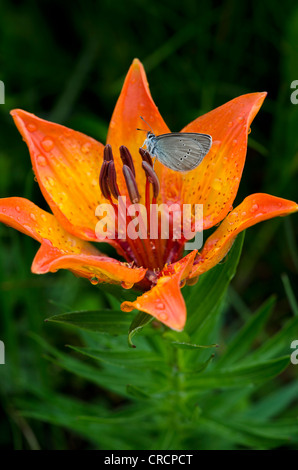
[
  {"left": 47, "top": 177, "right": 55, "bottom": 187},
  {"left": 41, "top": 137, "right": 54, "bottom": 152},
  {"left": 30, "top": 213, "right": 36, "bottom": 221},
  {"left": 41, "top": 214, "right": 47, "bottom": 221},
  {"left": 212, "top": 178, "right": 222, "bottom": 191},
  {"left": 27, "top": 123, "right": 36, "bottom": 132},
  {"left": 248, "top": 127, "right": 251, "bottom": 134},
  {"left": 121, "top": 281, "right": 134, "bottom": 289},
  {"left": 158, "top": 312, "right": 168, "bottom": 322},
  {"left": 37, "top": 155, "right": 47, "bottom": 166},
  {"left": 250, "top": 204, "right": 259, "bottom": 213},
  {"left": 81, "top": 142, "right": 92, "bottom": 154},
  {"left": 90, "top": 276, "right": 99, "bottom": 285},
  {"left": 156, "top": 302, "right": 165, "bottom": 310},
  {"left": 16, "top": 206, "right": 21, "bottom": 213}
]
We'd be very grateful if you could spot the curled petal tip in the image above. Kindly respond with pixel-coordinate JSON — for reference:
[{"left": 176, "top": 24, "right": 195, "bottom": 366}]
[{"left": 120, "top": 251, "right": 197, "bottom": 331}]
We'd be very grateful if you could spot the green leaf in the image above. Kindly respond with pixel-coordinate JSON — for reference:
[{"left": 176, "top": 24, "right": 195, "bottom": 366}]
[
  {"left": 126, "top": 384, "right": 151, "bottom": 399},
  {"left": 171, "top": 341, "right": 218, "bottom": 350},
  {"left": 46, "top": 309, "right": 132, "bottom": 335},
  {"left": 68, "top": 345, "right": 166, "bottom": 370},
  {"left": 128, "top": 311, "right": 153, "bottom": 347},
  {"left": 185, "top": 232, "right": 245, "bottom": 338},
  {"left": 186, "top": 356, "right": 290, "bottom": 390},
  {"left": 197, "top": 415, "right": 294, "bottom": 449},
  {"left": 243, "top": 381, "right": 298, "bottom": 420},
  {"left": 244, "top": 316, "right": 298, "bottom": 363},
  {"left": 30, "top": 334, "right": 165, "bottom": 398},
  {"left": 216, "top": 296, "right": 276, "bottom": 368}
]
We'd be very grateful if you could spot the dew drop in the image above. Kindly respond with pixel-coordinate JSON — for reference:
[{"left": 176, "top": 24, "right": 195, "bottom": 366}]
[
  {"left": 156, "top": 302, "right": 165, "bottom": 310},
  {"left": 250, "top": 204, "right": 259, "bottom": 213},
  {"left": 121, "top": 281, "right": 134, "bottom": 289},
  {"left": 81, "top": 142, "right": 92, "bottom": 154},
  {"left": 27, "top": 123, "right": 36, "bottom": 132},
  {"left": 248, "top": 127, "right": 251, "bottom": 134},
  {"left": 41, "top": 214, "right": 47, "bottom": 221},
  {"left": 30, "top": 213, "right": 36, "bottom": 221},
  {"left": 212, "top": 178, "right": 222, "bottom": 191},
  {"left": 158, "top": 312, "right": 168, "bottom": 321},
  {"left": 90, "top": 276, "right": 99, "bottom": 285},
  {"left": 16, "top": 206, "right": 21, "bottom": 213},
  {"left": 37, "top": 155, "right": 47, "bottom": 166},
  {"left": 47, "top": 177, "right": 55, "bottom": 187},
  {"left": 41, "top": 137, "right": 54, "bottom": 152}
]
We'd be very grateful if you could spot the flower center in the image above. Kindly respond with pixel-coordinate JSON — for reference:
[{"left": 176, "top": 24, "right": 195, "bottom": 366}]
[{"left": 98, "top": 145, "right": 185, "bottom": 275}]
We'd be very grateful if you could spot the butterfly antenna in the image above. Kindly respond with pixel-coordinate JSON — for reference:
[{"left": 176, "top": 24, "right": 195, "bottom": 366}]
[{"left": 140, "top": 116, "right": 154, "bottom": 133}]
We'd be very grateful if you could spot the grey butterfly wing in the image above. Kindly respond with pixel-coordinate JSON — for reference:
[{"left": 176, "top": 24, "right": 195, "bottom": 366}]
[{"left": 154, "top": 133, "right": 212, "bottom": 172}]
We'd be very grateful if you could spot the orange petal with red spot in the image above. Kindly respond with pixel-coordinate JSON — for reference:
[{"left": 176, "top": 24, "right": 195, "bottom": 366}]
[
  {"left": 106, "top": 59, "right": 170, "bottom": 200},
  {"left": 11, "top": 109, "right": 106, "bottom": 241},
  {"left": 0, "top": 197, "right": 146, "bottom": 284},
  {"left": 121, "top": 251, "right": 197, "bottom": 331},
  {"left": 162, "top": 93, "right": 267, "bottom": 227},
  {"left": 190, "top": 194, "right": 298, "bottom": 277}
]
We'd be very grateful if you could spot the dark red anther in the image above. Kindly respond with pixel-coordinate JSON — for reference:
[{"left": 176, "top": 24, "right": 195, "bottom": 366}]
[
  {"left": 104, "top": 144, "right": 113, "bottom": 162},
  {"left": 119, "top": 146, "right": 136, "bottom": 176},
  {"left": 108, "top": 160, "right": 120, "bottom": 199},
  {"left": 142, "top": 161, "right": 160, "bottom": 198},
  {"left": 122, "top": 165, "right": 140, "bottom": 204},
  {"left": 139, "top": 147, "right": 153, "bottom": 167},
  {"left": 99, "top": 160, "right": 111, "bottom": 199}
]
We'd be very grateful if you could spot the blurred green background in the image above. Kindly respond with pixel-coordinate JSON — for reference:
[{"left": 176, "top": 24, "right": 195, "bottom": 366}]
[{"left": 0, "top": 0, "right": 297, "bottom": 449}]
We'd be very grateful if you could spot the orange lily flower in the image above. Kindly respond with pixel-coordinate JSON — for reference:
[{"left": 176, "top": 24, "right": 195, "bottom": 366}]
[{"left": 0, "top": 59, "right": 297, "bottom": 331}]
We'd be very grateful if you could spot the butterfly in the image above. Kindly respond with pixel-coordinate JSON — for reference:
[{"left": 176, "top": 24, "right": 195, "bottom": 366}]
[{"left": 139, "top": 116, "right": 212, "bottom": 172}]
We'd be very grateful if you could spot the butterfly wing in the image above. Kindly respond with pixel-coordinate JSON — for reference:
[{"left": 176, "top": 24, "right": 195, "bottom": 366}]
[{"left": 153, "top": 133, "right": 212, "bottom": 172}]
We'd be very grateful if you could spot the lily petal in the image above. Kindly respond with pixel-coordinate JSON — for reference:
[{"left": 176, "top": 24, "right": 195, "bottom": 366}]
[
  {"left": 121, "top": 250, "right": 197, "bottom": 331},
  {"left": 11, "top": 109, "right": 105, "bottom": 241},
  {"left": 162, "top": 93, "right": 267, "bottom": 228},
  {"left": 106, "top": 59, "right": 170, "bottom": 199},
  {"left": 32, "top": 244, "right": 146, "bottom": 285},
  {"left": 0, "top": 197, "right": 146, "bottom": 284},
  {"left": 190, "top": 194, "right": 298, "bottom": 277}
]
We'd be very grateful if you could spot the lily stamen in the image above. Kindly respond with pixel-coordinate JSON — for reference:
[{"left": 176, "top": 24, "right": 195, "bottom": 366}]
[
  {"left": 99, "top": 160, "right": 111, "bottom": 200},
  {"left": 119, "top": 145, "right": 136, "bottom": 176},
  {"left": 139, "top": 147, "right": 153, "bottom": 167},
  {"left": 108, "top": 160, "right": 121, "bottom": 199},
  {"left": 122, "top": 165, "right": 140, "bottom": 204}
]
